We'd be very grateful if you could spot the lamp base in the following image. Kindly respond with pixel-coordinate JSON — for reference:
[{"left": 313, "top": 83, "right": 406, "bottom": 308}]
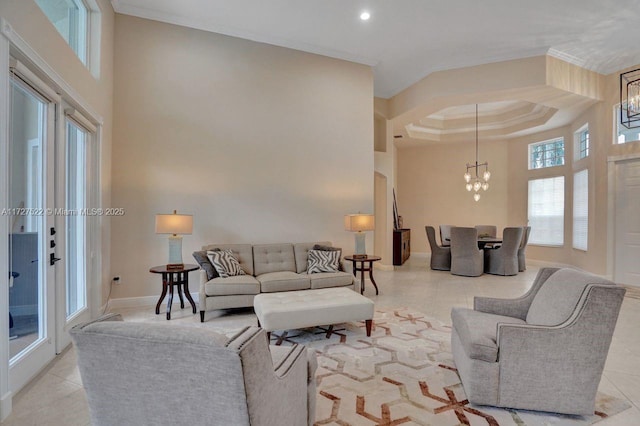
[
  {"left": 168, "top": 235, "right": 183, "bottom": 266},
  {"left": 354, "top": 232, "right": 367, "bottom": 256}
]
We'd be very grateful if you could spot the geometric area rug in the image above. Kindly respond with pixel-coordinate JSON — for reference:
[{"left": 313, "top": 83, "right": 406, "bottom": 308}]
[{"left": 267, "top": 308, "right": 631, "bottom": 426}]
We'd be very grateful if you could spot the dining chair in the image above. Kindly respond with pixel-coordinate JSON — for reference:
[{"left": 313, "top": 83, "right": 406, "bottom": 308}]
[
  {"left": 425, "top": 226, "right": 451, "bottom": 271},
  {"left": 485, "top": 227, "right": 524, "bottom": 276},
  {"left": 439, "top": 224, "right": 454, "bottom": 247},
  {"left": 450, "top": 227, "right": 484, "bottom": 277},
  {"left": 474, "top": 225, "right": 497, "bottom": 238},
  {"left": 518, "top": 226, "right": 532, "bottom": 272}
]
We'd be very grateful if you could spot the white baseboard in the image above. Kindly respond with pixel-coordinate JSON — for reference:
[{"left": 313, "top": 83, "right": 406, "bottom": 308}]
[
  {"left": 0, "top": 391, "right": 12, "bottom": 422},
  {"left": 374, "top": 263, "right": 395, "bottom": 271},
  {"left": 411, "top": 252, "right": 428, "bottom": 258},
  {"left": 108, "top": 293, "right": 200, "bottom": 310}
]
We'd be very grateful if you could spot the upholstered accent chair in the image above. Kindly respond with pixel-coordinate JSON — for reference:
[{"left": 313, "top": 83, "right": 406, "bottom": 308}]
[
  {"left": 518, "top": 226, "right": 531, "bottom": 272},
  {"left": 71, "top": 314, "right": 317, "bottom": 426},
  {"left": 439, "top": 224, "right": 454, "bottom": 247},
  {"left": 451, "top": 268, "right": 625, "bottom": 415},
  {"left": 484, "top": 227, "right": 523, "bottom": 276},
  {"left": 450, "top": 227, "right": 483, "bottom": 277},
  {"left": 425, "top": 226, "right": 451, "bottom": 271},
  {"left": 474, "top": 225, "right": 497, "bottom": 237}
]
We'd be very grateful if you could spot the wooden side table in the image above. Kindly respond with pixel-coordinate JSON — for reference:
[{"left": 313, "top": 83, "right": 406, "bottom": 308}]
[
  {"left": 150, "top": 264, "right": 199, "bottom": 320},
  {"left": 344, "top": 255, "right": 381, "bottom": 295}
]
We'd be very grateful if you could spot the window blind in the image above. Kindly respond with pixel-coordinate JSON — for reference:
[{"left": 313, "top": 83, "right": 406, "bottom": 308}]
[
  {"left": 573, "top": 170, "right": 588, "bottom": 251},
  {"left": 528, "top": 176, "right": 564, "bottom": 246}
]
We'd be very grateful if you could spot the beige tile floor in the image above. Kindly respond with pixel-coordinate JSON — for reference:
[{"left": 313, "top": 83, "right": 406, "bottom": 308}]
[{"left": 2, "top": 256, "right": 639, "bottom": 425}]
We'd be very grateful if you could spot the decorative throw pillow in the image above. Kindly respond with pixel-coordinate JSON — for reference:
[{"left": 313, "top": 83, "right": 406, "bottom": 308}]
[
  {"left": 307, "top": 249, "right": 340, "bottom": 274},
  {"left": 207, "top": 249, "right": 246, "bottom": 278},
  {"left": 192, "top": 251, "right": 218, "bottom": 280},
  {"left": 312, "top": 244, "right": 343, "bottom": 271}
]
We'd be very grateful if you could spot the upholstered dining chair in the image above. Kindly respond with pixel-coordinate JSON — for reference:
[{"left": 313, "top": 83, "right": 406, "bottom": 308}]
[
  {"left": 474, "top": 225, "right": 497, "bottom": 238},
  {"left": 439, "top": 224, "right": 454, "bottom": 247},
  {"left": 451, "top": 268, "right": 625, "bottom": 415},
  {"left": 518, "top": 226, "right": 531, "bottom": 272},
  {"left": 450, "top": 227, "right": 484, "bottom": 277},
  {"left": 71, "top": 314, "right": 317, "bottom": 426},
  {"left": 484, "top": 227, "right": 524, "bottom": 276},
  {"left": 425, "top": 226, "right": 451, "bottom": 270}
]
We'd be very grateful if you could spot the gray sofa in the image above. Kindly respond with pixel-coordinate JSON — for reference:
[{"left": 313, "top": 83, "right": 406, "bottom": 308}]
[
  {"left": 451, "top": 267, "right": 625, "bottom": 415},
  {"left": 199, "top": 242, "right": 355, "bottom": 321},
  {"left": 71, "top": 314, "right": 317, "bottom": 426}
]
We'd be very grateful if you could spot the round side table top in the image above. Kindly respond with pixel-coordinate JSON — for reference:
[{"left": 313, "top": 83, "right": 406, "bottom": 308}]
[
  {"left": 344, "top": 255, "right": 382, "bottom": 262},
  {"left": 150, "top": 264, "right": 199, "bottom": 274}
]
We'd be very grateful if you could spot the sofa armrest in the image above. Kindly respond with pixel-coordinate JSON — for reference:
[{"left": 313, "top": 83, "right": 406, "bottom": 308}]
[
  {"left": 199, "top": 270, "right": 208, "bottom": 312},
  {"left": 227, "top": 327, "right": 311, "bottom": 426}
]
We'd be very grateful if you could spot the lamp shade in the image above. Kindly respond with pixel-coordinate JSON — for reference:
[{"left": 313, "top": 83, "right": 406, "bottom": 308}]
[
  {"left": 344, "top": 214, "right": 375, "bottom": 232},
  {"left": 155, "top": 211, "right": 193, "bottom": 235}
]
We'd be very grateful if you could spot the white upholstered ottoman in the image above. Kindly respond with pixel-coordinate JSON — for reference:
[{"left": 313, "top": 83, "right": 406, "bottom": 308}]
[{"left": 254, "top": 287, "right": 374, "bottom": 338}]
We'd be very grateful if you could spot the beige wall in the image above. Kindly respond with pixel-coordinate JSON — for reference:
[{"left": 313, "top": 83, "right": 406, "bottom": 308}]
[
  {"left": 0, "top": 0, "right": 115, "bottom": 305},
  {"left": 111, "top": 15, "right": 373, "bottom": 298},
  {"left": 397, "top": 139, "right": 509, "bottom": 254}
]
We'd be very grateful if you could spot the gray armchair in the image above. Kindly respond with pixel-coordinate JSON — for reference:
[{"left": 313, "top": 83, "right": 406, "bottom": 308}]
[
  {"left": 71, "top": 314, "right": 316, "bottom": 426},
  {"left": 425, "top": 226, "right": 451, "bottom": 270},
  {"left": 518, "top": 226, "right": 531, "bottom": 271},
  {"left": 450, "top": 227, "right": 483, "bottom": 276},
  {"left": 484, "top": 227, "right": 523, "bottom": 276},
  {"left": 451, "top": 268, "right": 625, "bottom": 415}
]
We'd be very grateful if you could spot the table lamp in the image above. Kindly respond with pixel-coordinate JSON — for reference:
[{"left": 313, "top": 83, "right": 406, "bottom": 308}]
[
  {"left": 344, "top": 213, "right": 375, "bottom": 258},
  {"left": 155, "top": 210, "right": 193, "bottom": 269}
]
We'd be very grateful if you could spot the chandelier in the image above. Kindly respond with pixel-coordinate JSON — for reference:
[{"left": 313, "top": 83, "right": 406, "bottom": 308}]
[
  {"left": 620, "top": 68, "right": 640, "bottom": 129},
  {"left": 463, "top": 104, "right": 490, "bottom": 202}
]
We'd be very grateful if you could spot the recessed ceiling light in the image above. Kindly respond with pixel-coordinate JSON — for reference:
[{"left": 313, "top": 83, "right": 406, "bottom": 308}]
[{"left": 360, "top": 11, "right": 370, "bottom": 21}]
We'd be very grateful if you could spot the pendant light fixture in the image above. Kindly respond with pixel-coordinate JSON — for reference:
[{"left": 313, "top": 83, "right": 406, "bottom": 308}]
[{"left": 463, "top": 104, "right": 490, "bottom": 202}]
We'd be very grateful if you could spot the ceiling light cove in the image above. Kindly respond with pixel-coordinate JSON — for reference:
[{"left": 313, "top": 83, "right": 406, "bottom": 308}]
[{"left": 360, "top": 11, "right": 371, "bottom": 21}]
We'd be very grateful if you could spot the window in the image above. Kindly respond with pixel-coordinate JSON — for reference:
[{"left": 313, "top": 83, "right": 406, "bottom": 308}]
[
  {"left": 36, "top": 0, "right": 89, "bottom": 65},
  {"left": 616, "top": 105, "right": 640, "bottom": 144},
  {"left": 528, "top": 176, "right": 564, "bottom": 246},
  {"left": 529, "top": 138, "right": 565, "bottom": 169},
  {"left": 573, "top": 170, "right": 588, "bottom": 251},
  {"left": 575, "top": 127, "right": 589, "bottom": 159}
]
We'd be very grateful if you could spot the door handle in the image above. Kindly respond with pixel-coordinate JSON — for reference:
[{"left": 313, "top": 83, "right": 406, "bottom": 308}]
[{"left": 50, "top": 253, "right": 62, "bottom": 265}]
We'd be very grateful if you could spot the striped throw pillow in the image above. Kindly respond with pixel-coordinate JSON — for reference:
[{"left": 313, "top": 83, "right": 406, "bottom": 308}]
[
  {"left": 307, "top": 249, "right": 340, "bottom": 274},
  {"left": 207, "top": 249, "right": 246, "bottom": 278}
]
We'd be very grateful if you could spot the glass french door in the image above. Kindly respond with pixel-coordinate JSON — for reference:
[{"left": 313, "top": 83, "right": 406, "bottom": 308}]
[{"left": 8, "top": 75, "right": 56, "bottom": 392}]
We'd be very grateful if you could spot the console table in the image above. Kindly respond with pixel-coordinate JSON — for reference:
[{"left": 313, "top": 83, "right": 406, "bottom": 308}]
[{"left": 393, "top": 228, "right": 411, "bottom": 265}]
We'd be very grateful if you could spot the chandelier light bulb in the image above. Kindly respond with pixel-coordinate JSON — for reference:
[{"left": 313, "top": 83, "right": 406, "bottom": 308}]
[
  {"left": 482, "top": 182, "right": 489, "bottom": 191},
  {"left": 473, "top": 193, "right": 481, "bottom": 202},
  {"left": 464, "top": 172, "right": 471, "bottom": 183},
  {"left": 483, "top": 170, "right": 491, "bottom": 181},
  {"left": 473, "top": 181, "right": 481, "bottom": 192},
  {"left": 465, "top": 183, "right": 473, "bottom": 191}
]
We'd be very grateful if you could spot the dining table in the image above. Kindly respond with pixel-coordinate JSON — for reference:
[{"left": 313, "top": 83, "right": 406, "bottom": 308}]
[{"left": 446, "top": 236, "right": 502, "bottom": 249}]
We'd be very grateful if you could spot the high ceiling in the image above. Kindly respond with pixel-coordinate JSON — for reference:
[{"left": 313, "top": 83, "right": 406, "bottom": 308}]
[{"left": 110, "top": 0, "right": 640, "bottom": 98}]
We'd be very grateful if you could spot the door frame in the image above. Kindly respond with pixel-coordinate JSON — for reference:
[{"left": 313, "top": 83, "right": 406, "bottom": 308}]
[{"left": 607, "top": 152, "right": 640, "bottom": 282}]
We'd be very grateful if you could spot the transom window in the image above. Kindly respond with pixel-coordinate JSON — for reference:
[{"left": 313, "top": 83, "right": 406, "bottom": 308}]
[
  {"left": 529, "top": 138, "right": 565, "bottom": 170},
  {"left": 36, "top": 0, "right": 89, "bottom": 65},
  {"left": 577, "top": 128, "right": 589, "bottom": 159}
]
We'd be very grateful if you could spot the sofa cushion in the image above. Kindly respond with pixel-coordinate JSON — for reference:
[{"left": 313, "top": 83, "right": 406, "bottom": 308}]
[
  {"left": 308, "top": 272, "right": 353, "bottom": 289},
  {"left": 526, "top": 268, "right": 614, "bottom": 326},
  {"left": 204, "top": 275, "right": 260, "bottom": 296},
  {"left": 257, "top": 271, "right": 311, "bottom": 293},
  {"left": 307, "top": 249, "right": 340, "bottom": 273},
  {"left": 202, "top": 244, "right": 254, "bottom": 275},
  {"left": 253, "top": 244, "right": 296, "bottom": 276},
  {"left": 294, "top": 242, "right": 332, "bottom": 273},
  {"left": 208, "top": 249, "right": 246, "bottom": 278},
  {"left": 451, "top": 307, "right": 525, "bottom": 362},
  {"left": 193, "top": 251, "right": 219, "bottom": 280}
]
